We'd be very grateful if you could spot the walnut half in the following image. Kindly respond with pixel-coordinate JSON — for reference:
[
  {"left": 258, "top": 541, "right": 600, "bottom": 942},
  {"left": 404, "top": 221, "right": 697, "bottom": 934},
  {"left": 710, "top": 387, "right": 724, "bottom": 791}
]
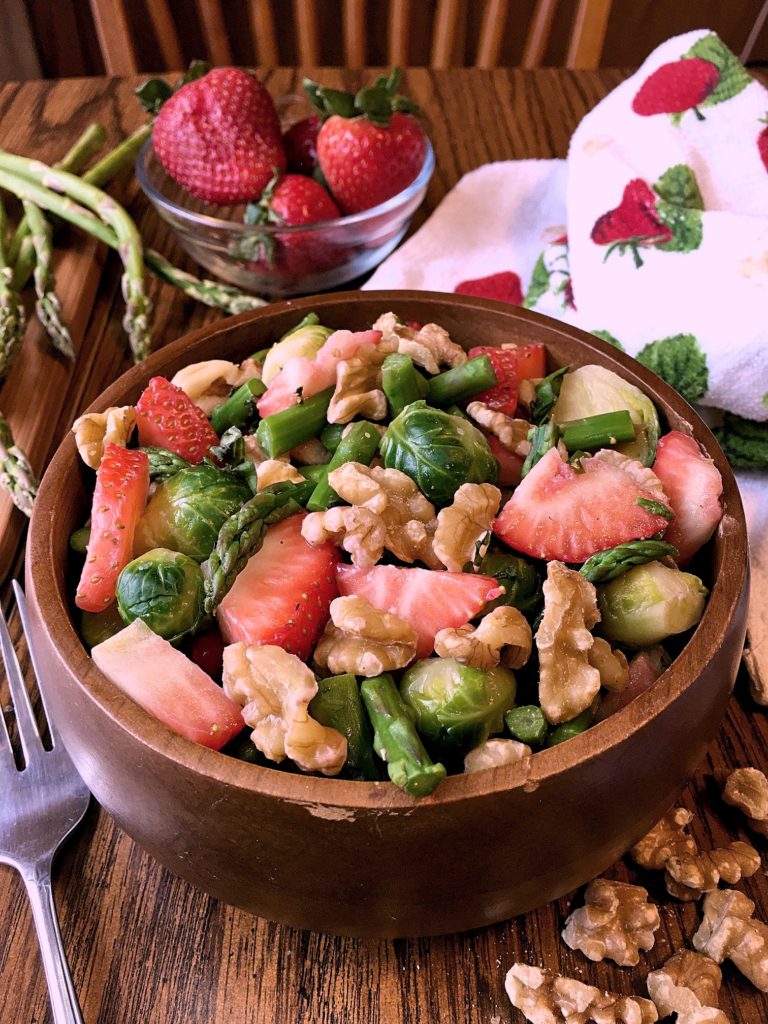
[
  {"left": 561, "top": 878, "right": 660, "bottom": 967},
  {"left": 630, "top": 807, "right": 698, "bottom": 871},
  {"left": 646, "top": 951, "right": 728, "bottom": 1024},
  {"left": 434, "top": 606, "right": 532, "bottom": 670},
  {"left": 693, "top": 888, "right": 768, "bottom": 992},
  {"left": 665, "top": 841, "right": 761, "bottom": 902},
  {"left": 314, "top": 595, "right": 418, "bottom": 677},
  {"left": 433, "top": 482, "right": 501, "bottom": 572},
  {"left": 72, "top": 406, "right": 136, "bottom": 469},
  {"left": 722, "top": 767, "right": 768, "bottom": 837},
  {"left": 505, "top": 964, "right": 659, "bottom": 1024}
]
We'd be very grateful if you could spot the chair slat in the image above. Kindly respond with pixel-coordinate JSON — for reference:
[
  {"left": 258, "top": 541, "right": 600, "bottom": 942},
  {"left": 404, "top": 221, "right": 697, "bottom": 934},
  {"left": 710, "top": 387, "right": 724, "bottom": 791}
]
[
  {"left": 293, "top": 0, "right": 320, "bottom": 65},
  {"left": 88, "top": 0, "right": 138, "bottom": 75},
  {"left": 431, "top": 0, "right": 463, "bottom": 68},
  {"left": 248, "top": 0, "right": 279, "bottom": 65},
  {"left": 521, "top": 0, "right": 559, "bottom": 68},
  {"left": 476, "top": 0, "right": 510, "bottom": 69},
  {"left": 195, "top": 0, "right": 234, "bottom": 67},
  {"left": 152, "top": 0, "right": 184, "bottom": 70},
  {"left": 343, "top": 0, "right": 367, "bottom": 68},
  {"left": 388, "top": 0, "right": 411, "bottom": 65},
  {"left": 565, "top": 0, "right": 612, "bottom": 69}
]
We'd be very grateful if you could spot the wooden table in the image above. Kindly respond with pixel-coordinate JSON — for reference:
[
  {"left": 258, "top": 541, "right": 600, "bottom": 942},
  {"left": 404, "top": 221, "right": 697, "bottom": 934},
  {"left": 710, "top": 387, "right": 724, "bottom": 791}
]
[{"left": 1, "top": 68, "right": 767, "bottom": 1024}]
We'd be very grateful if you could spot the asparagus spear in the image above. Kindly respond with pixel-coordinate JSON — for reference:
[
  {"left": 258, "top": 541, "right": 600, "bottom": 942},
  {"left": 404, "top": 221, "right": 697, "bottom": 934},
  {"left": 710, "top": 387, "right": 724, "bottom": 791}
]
[
  {"left": 210, "top": 378, "right": 266, "bottom": 435},
  {"left": 0, "top": 197, "right": 26, "bottom": 379},
  {"left": 255, "top": 387, "right": 335, "bottom": 458},
  {"left": 559, "top": 410, "right": 635, "bottom": 451},
  {"left": 143, "top": 249, "right": 266, "bottom": 314},
  {"left": 579, "top": 538, "right": 679, "bottom": 584},
  {"left": 22, "top": 200, "right": 75, "bottom": 360},
  {"left": 0, "top": 412, "right": 38, "bottom": 516},
  {"left": 381, "top": 352, "right": 428, "bottom": 416},
  {"left": 427, "top": 355, "right": 497, "bottom": 407},
  {"left": 521, "top": 421, "right": 559, "bottom": 477},
  {"left": 530, "top": 365, "right": 568, "bottom": 424},
  {"left": 139, "top": 446, "right": 192, "bottom": 481},
  {"left": 306, "top": 420, "right": 382, "bottom": 512},
  {"left": 505, "top": 706, "right": 549, "bottom": 748},
  {"left": 203, "top": 479, "right": 315, "bottom": 612}
]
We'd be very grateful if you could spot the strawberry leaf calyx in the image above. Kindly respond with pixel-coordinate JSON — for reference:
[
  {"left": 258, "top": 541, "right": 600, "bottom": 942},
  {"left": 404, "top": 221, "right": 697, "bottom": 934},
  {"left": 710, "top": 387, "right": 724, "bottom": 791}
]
[
  {"left": 304, "top": 67, "right": 419, "bottom": 126},
  {"left": 135, "top": 59, "right": 211, "bottom": 114}
]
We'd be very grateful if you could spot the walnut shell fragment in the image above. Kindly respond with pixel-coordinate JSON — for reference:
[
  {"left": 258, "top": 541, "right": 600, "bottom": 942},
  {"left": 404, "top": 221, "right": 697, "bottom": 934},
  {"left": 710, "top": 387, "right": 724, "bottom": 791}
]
[
  {"left": 561, "top": 878, "right": 660, "bottom": 967},
  {"left": 646, "top": 951, "right": 728, "bottom": 1024},
  {"left": 505, "top": 963, "right": 658, "bottom": 1024},
  {"left": 314, "top": 595, "right": 418, "bottom": 677},
  {"left": 72, "top": 406, "right": 136, "bottom": 469},
  {"left": 434, "top": 606, "right": 532, "bottom": 670},
  {"left": 693, "top": 888, "right": 768, "bottom": 992},
  {"left": 433, "top": 482, "right": 501, "bottom": 572},
  {"left": 373, "top": 311, "right": 466, "bottom": 374},
  {"left": 630, "top": 807, "right": 698, "bottom": 871}
]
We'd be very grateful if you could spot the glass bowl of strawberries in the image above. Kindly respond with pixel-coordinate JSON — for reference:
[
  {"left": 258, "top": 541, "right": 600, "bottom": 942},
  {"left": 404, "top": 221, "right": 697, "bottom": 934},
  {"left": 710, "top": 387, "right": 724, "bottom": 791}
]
[{"left": 135, "top": 67, "right": 435, "bottom": 298}]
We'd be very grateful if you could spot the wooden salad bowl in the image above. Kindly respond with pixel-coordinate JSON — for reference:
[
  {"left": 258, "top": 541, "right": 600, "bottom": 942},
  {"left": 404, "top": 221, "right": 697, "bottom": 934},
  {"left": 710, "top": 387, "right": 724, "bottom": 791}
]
[{"left": 25, "top": 292, "right": 748, "bottom": 938}]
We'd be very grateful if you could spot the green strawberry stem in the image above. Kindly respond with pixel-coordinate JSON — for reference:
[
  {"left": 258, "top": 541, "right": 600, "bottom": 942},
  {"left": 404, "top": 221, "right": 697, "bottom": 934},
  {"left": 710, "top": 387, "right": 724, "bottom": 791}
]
[
  {"left": 306, "top": 420, "right": 382, "bottom": 512},
  {"left": 304, "top": 67, "right": 419, "bottom": 127},
  {"left": 0, "top": 411, "right": 38, "bottom": 516},
  {"left": 0, "top": 197, "right": 26, "bottom": 381},
  {"left": 22, "top": 200, "right": 75, "bottom": 360},
  {"left": 427, "top": 355, "right": 497, "bottom": 407},
  {"left": 579, "top": 539, "right": 679, "bottom": 584}
]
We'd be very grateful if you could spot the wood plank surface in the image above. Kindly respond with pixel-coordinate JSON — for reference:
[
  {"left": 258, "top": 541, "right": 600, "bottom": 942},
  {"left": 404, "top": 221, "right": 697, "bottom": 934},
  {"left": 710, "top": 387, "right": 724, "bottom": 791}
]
[{"left": 1, "top": 67, "right": 767, "bottom": 1024}]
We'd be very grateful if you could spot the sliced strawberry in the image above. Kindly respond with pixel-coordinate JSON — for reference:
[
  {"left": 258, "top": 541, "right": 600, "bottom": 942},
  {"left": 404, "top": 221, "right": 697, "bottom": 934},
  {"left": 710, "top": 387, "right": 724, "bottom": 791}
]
[
  {"left": 257, "top": 328, "right": 382, "bottom": 417},
  {"left": 187, "top": 626, "right": 225, "bottom": 683},
  {"left": 337, "top": 564, "right": 502, "bottom": 659},
  {"left": 75, "top": 444, "right": 149, "bottom": 612},
  {"left": 493, "top": 447, "right": 671, "bottom": 563},
  {"left": 514, "top": 344, "right": 547, "bottom": 380},
  {"left": 136, "top": 376, "right": 220, "bottom": 464},
  {"left": 454, "top": 271, "right": 523, "bottom": 305},
  {"left": 485, "top": 433, "right": 524, "bottom": 487},
  {"left": 217, "top": 512, "right": 338, "bottom": 660},
  {"left": 467, "top": 346, "right": 518, "bottom": 415},
  {"left": 652, "top": 431, "right": 723, "bottom": 565}
]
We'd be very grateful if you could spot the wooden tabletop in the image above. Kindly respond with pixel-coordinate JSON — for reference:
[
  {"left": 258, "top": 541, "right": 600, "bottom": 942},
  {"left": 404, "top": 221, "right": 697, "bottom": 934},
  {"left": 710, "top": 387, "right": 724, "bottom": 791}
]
[{"left": 1, "top": 67, "right": 767, "bottom": 1024}]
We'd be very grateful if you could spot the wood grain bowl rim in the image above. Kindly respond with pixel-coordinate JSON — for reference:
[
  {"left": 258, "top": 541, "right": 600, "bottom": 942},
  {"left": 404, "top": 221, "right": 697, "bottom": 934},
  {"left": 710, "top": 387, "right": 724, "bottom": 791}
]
[{"left": 27, "top": 291, "right": 748, "bottom": 812}]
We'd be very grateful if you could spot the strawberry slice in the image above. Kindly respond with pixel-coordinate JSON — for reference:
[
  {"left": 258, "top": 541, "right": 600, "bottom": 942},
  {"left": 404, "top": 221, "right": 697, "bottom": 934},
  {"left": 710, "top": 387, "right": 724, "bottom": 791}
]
[
  {"left": 257, "top": 328, "right": 382, "bottom": 417},
  {"left": 514, "top": 344, "right": 547, "bottom": 380},
  {"left": 217, "top": 512, "right": 338, "bottom": 660},
  {"left": 467, "top": 346, "right": 519, "bottom": 415},
  {"left": 485, "top": 433, "right": 524, "bottom": 487},
  {"left": 75, "top": 444, "right": 149, "bottom": 612},
  {"left": 337, "top": 564, "right": 502, "bottom": 659},
  {"left": 136, "top": 376, "right": 220, "bottom": 464},
  {"left": 493, "top": 447, "right": 672, "bottom": 563},
  {"left": 652, "top": 431, "right": 723, "bottom": 565}
]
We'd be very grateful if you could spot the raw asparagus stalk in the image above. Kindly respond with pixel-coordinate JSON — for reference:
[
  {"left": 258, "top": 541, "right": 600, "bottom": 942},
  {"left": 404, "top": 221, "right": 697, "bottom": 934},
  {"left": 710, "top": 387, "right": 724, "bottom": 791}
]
[
  {"left": 504, "top": 706, "right": 549, "bottom": 748},
  {"left": 559, "top": 410, "right": 635, "bottom": 451},
  {"left": 309, "top": 674, "right": 380, "bottom": 781},
  {"left": 210, "top": 378, "right": 266, "bottom": 435},
  {"left": 427, "top": 355, "right": 497, "bottom": 407},
  {"left": 530, "top": 365, "right": 568, "bottom": 424},
  {"left": 521, "top": 421, "right": 559, "bottom": 478},
  {"left": 0, "top": 197, "right": 26, "bottom": 379},
  {"left": 382, "top": 352, "right": 428, "bottom": 416},
  {"left": 0, "top": 412, "right": 38, "bottom": 516},
  {"left": 139, "top": 446, "right": 191, "bottom": 481},
  {"left": 22, "top": 200, "right": 75, "bottom": 360},
  {"left": 255, "top": 387, "right": 335, "bottom": 458},
  {"left": 143, "top": 250, "right": 266, "bottom": 314},
  {"left": 203, "top": 479, "right": 315, "bottom": 612},
  {"left": 579, "top": 538, "right": 679, "bottom": 585},
  {"left": 298, "top": 463, "right": 330, "bottom": 484},
  {"left": 306, "top": 420, "right": 382, "bottom": 512}
]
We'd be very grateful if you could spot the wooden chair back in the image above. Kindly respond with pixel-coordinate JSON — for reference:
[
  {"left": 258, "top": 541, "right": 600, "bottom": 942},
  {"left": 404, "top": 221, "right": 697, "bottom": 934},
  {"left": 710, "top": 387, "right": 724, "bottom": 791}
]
[{"left": 88, "top": 0, "right": 614, "bottom": 74}]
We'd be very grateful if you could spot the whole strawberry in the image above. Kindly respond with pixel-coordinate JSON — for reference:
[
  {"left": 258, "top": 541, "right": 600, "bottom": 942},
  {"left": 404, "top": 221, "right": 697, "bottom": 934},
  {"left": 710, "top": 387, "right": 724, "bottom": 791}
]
[
  {"left": 632, "top": 57, "right": 719, "bottom": 119},
  {"left": 591, "top": 179, "right": 672, "bottom": 267},
  {"left": 283, "top": 115, "right": 321, "bottom": 174},
  {"left": 153, "top": 67, "right": 286, "bottom": 205},
  {"left": 304, "top": 68, "right": 427, "bottom": 214}
]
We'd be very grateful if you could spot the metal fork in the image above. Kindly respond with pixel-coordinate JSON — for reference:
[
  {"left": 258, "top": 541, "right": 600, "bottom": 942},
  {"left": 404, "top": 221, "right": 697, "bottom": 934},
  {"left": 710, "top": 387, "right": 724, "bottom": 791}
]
[{"left": 0, "top": 581, "right": 91, "bottom": 1024}]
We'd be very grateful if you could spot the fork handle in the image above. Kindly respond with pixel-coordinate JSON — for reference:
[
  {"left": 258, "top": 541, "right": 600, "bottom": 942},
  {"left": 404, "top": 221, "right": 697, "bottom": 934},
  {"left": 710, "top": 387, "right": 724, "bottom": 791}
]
[{"left": 23, "top": 866, "right": 85, "bottom": 1024}]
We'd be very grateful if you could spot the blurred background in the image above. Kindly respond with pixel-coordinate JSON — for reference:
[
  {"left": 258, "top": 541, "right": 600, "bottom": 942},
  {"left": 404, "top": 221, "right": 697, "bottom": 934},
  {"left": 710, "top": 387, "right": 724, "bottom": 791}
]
[{"left": 4, "top": 0, "right": 768, "bottom": 80}]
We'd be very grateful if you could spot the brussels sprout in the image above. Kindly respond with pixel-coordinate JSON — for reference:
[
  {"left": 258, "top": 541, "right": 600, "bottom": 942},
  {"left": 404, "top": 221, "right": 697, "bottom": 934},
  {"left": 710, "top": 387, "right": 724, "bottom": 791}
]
[
  {"left": 380, "top": 400, "right": 498, "bottom": 506},
  {"left": 553, "top": 365, "right": 660, "bottom": 466},
  {"left": 261, "top": 313, "right": 333, "bottom": 384},
  {"left": 480, "top": 552, "right": 543, "bottom": 617},
  {"left": 79, "top": 604, "right": 125, "bottom": 649},
  {"left": 597, "top": 561, "right": 707, "bottom": 647},
  {"left": 134, "top": 465, "right": 251, "bottom": 561},
  {"left": 116, "top": 548, "right": 205, "bottom": 642},
  {"left": 400, "top": 657, "right": 516, "bottom": 763}
]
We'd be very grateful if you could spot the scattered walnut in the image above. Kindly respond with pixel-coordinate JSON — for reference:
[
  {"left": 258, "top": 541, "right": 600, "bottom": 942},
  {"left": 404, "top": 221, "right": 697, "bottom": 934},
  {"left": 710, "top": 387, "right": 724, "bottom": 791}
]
[
  {"left": 693, "top": 889, "right": 768, "bottom": 992},
  {"left": 630, "top": 807, "right": 697, "bottom": 870},
  {"left": 536, "top": 561, "right": 601, "bottom": 725},
  {"left": 434, "top": 606, "right": 532, "bottom": 670},
  {"left": 646, "top": 951, "right": 728, "bottom": 1024},
  {"left": 313, "top": 595, "right": 418, "bottom": 676},
  {"left": 302, "top": 506, "right": 386, "bottom": 568},
  {"left": 465, "top": 401, "right": 532, "bottom": 455},
  {"left": 72, "top": 406, "right": 136, "bottom": 469},
  {"left": 171, "top": 358, "right": 258, "bottom": 414},
  {"left": 373, "top": 311, "right": 467, "bottom": 374},
  {"left": 561, "top": 878, "right": 660, "bottom": 967},
  {"left": 464, "top": 738, "right": 531, "bottom": 774},
  {"left": 665, "top": 841, "right": 761, "bottom": 902},
  {"left": 722, "top": 767, "right": 768, "bottom": 836},
  {"left": 588, "top": 637, "right": 630, "bottom": 692},
  {"left": 505, "top": 963, "right": 659, "bottom": 1024},
  {"left": 327, "top": 343, "right": 388, "bottom": 424},
  {"left": 222, "top": 643, "right": 346, "bottom": 776},
  {"left": 255, "top": 459, "right": 305, "bottom": 491},
  {"left": 327, "top": 461, "right": 440, "bottom": 567},
  {"left": 433, "top": 482, "right": 501, "bottom": 571}
]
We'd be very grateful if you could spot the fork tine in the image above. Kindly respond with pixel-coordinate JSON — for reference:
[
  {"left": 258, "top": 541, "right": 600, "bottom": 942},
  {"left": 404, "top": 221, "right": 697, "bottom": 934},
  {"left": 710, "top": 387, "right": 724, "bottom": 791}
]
[
  {"left": 12, "top": 581, "right": 62, "bottom": 748},
  {"left": 0, "top": 586, "right": 41, "bottom": 763},
  {"left": 0, "top": 676, "right": 16, "bottom": 769}
]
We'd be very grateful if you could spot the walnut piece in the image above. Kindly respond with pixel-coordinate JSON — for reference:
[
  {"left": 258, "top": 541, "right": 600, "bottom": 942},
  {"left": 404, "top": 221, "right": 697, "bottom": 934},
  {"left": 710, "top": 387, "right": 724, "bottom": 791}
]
[
  {"left": 433, "top": 482, "right": 501, "bottom": 571},
  {"left": 325, "top": 461, "right": 439, "bottom": 567},
  {"left": 464, "top": 738, "right": 531, "bottom": 774},
  {"left": 434, "top": 606, "right": 532, "bottom": 670},
  {"left": 222, "top": 643, "right": 346, "bottom": 776},
  {"left": 665, "top": 841, "right": 761, "bottom": 902},
  {"left": 72, "top": 406, "right": 136, "bottom": 469},
  {"left": 536, "top": 561, "right": 601, "bottom": 725},
  {"left": 327, "top": 343, "right": 388, "bottom": 424},
  {"left": 255, "top": 459, "right": 305, "bottom": 491},
  {"left": 646, "top": 951, "right": 728, "bottom": 1024},
  {"left": 693, "top": 889, "right": 768, "bottom": 992},
  {"left": 373, "top": 311, "right": 467, "bottom": 374},
  {"left": 465, "top": 401, "right": 532, "bottom": 455},
  {"left": 505, "top": 964, "right": 658, "bottom": 1024},
  {"left": 314, "top": 595, "right": 418, "bottom": 677},
  {"left": 302, "top": 506, "right": 386, "bottom": 568},
  {"left": 561, "top": 878, "right": 660, "bottom": 967},
  {"left": 722, "top": 767, "right": 768, "bottom": 835},
  {"left": 630, "top": 807, "right": 697, "bottom": 870},
  {"left": 588, "top": 637, "right": 630, "bottom": 692},
  {"left": 171, "top": 358, "right": 258, "bottom": 414}
]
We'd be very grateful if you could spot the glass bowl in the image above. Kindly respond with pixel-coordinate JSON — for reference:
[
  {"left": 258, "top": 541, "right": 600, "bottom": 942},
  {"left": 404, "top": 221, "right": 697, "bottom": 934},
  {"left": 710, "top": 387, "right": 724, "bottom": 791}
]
[{"left": 135, "top": 139, "right": 435, "bottom": 297}]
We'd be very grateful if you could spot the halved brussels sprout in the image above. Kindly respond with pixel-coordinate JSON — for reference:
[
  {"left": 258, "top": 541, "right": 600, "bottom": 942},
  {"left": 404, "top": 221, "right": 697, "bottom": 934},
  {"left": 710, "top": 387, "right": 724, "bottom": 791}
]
[
  {"left": 553, "top": 364, "right": 660, "bottom": 466},
  {"left": 116, "top": 548, "right": 205, "bottom": 642},
  {"left": 261, "top": 313, "right": 333, "bottom": 384},
  {"left": 597, "top": 560, "right": 707, "bottom": 647},
  {"left": 400, "top": 657, "right": 516, "bottom": 763},
  {"left": 134, "top": 465, "right": 251, "bottom": 561}
]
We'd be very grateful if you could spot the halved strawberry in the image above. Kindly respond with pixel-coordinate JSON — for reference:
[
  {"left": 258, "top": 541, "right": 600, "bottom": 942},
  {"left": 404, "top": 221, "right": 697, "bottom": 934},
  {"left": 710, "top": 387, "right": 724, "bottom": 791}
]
[
  {"left": 514, "top": 344, "right": 547, "bottom": 380},
  {"left": 493, "top": 447, "right": 671, "bottom": 563},
  {"left": 336, "top": 564, "right": 502, "bottom": 658},
  {"left": 652, "top": 431, "right": 723, "bottom": 565},
  {"left": 136, "top": 376, "right": 220, "bottom": 464},
  {"left": 217, "top": 512, "right": 338, "bottom": 659},
  {"left": 75, "top": 444, "right": 150, "bottom": 612},
  {"left": 257, "top": 328, "right": 382, "bottom": 417},
  {"left": 467, "top": 346, "right": 518, "bottom": 415}
]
